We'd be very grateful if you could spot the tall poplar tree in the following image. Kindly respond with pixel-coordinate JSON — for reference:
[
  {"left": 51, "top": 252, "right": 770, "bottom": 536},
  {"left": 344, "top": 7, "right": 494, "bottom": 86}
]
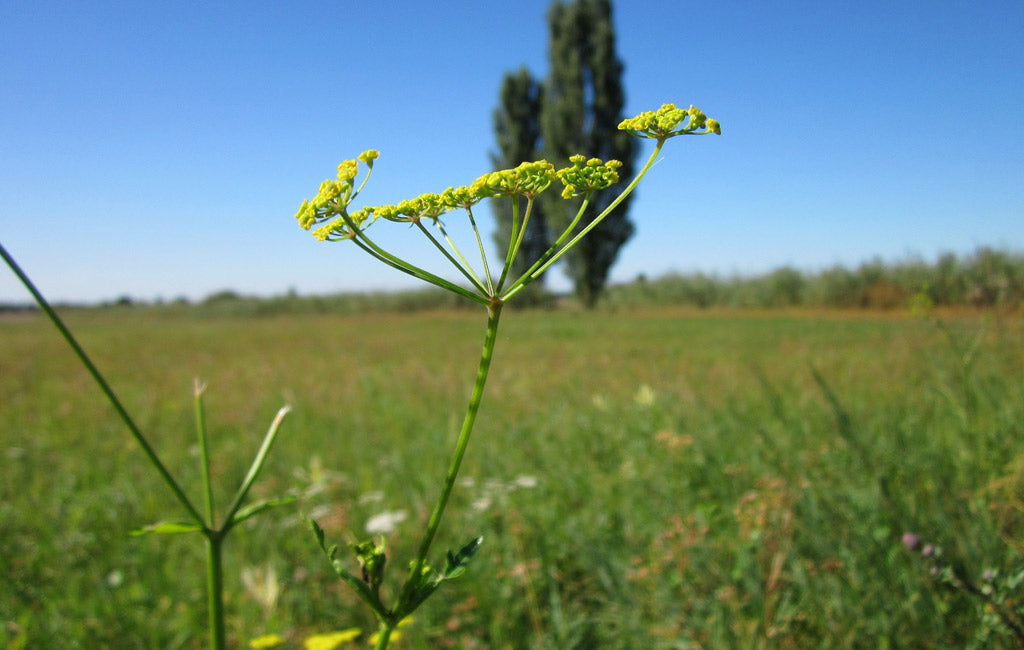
[
  {"left": 540, "top": 0, "right": 636, "bottom": 307},
  {"left": 490, "top": 68, "right": 549, "bottom": 303}
]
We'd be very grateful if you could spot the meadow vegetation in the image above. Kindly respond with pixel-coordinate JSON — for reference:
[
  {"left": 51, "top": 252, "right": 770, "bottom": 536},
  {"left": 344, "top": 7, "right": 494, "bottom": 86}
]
[
  {"left": 606, "top": 246, "right": 1024, "bottom": 311},
  {"left": 3, "top": 304, "right": 1023, "bottom": 648},
  {"left": 4, "top": 245, "right": 1016, "bottom": 316}
]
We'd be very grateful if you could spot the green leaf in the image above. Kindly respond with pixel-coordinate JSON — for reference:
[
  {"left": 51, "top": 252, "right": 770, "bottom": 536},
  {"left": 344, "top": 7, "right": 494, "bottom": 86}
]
[
  {"left": 130, "top": 521, "right": 204, "bottom": 536},
  {"left": 350, "top": 538, "right": 388, "bottom": 590},
  {"left": 443, "top": 536, "right": 483, "bottom": 580},
  {"left": 230, "top": 495, "right": 297, "bottom": 527},
  {"left": 399, "top": 537, "right": 485, "bottom": 616},
  {"left": 309, "top": 519, "right": 337, "bottom": 562}
]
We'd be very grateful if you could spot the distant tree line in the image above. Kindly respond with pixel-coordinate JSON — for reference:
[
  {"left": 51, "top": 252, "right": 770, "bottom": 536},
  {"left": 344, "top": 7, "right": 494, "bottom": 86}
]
[
  {"left": 603, "top": 247, "right": 1024, "bottom": 311},
  {"left": 5, "top": 247, "right": 1019, "bottom": 316}
]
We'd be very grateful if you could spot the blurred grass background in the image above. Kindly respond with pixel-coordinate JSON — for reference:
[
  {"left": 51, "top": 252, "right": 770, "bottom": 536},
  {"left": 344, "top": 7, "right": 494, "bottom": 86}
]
[{"left": 2, "top": 304, "right": 1023, "bottom": 648}]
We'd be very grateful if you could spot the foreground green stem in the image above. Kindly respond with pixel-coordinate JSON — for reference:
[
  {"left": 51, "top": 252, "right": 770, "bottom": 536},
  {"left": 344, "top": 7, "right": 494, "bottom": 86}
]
[
  {"left": 205, "top": 532, "right": 226, "bottom": 650},
  {"left": 399, "top": 300, "right": 503, "bottom": 614},
  {"left": 194, "top": 384, "right": 225, "bottom": 650},
  {"left": 0, "top": 242, "right": 205, "bottom": 525},
  {"left": 3, "top": 242, "right": 294, "bottom": 650},
  {"left": 373, "top": 624, "right": 393, "bottom": 650}
]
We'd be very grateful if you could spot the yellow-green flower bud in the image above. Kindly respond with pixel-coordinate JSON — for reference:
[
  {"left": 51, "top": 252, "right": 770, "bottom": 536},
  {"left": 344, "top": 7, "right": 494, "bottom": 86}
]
[
  {"left": 349, "top": 208, "right": 371, "bottom": 227},
  {"left": 477, "top": 161, "right": 556, "bottom": 198},
  {"left": 318, "top": 178, "right": 343, "bottom": 200},
  {"left": 295, "top": 199, "right": 316, "bottom": 230},
  {"left": 337, "top": 159, "right": 359, "bottom": 182},
  {"left": 372, "top": 204, "right": 401, "bottom": 221},
  {"left": 441, "top": 186, "right": 468, "bottom": 209},
  {"left": 415, "top": 192, "right": 448, "bottom": 220},
  {"left": 312, "top": 217, "right": 343, "bottom": 241},
  {"left": 556, "top": 156, "right": 622, "bottom": 198},
  {"left": 310, "top": 208, "right": 373, "bottom": 242},
  {"left": 618, "top": 103, "right": 721, "bottom": 139},
  {"left": 296, "top": 152, "right": 382, "bottom": 239},
  {"left": 396, "top": 198, "right": 421, "bottom": 220}
]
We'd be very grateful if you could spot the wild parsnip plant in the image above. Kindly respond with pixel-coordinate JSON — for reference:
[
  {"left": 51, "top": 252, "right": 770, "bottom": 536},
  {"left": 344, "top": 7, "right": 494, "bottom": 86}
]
[
  {"left": 0, "top": 243, "right": 293, "bottom": 650},
  {"left": 294, "top": 103, "right": 720, "bottom": 647}
]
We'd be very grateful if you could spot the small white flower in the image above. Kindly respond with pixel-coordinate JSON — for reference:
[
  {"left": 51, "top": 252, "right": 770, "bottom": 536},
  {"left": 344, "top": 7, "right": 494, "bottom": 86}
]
[
  {"left": 105, "top": 570, "right": 124, "bottom": 588},
  {"left": 365, "top": 509, "right": 407, "bottom": 535},
  {"left": 513, "top": 475, "right": 538, "bottom": 489},
  {"left": 472, "top": 497, "right": 492, "bottom": 512}
]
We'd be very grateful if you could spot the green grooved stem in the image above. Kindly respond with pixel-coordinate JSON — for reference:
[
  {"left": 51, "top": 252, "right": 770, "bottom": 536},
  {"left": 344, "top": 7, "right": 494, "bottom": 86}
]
[
  {"left": 400, "top": 300, "right": 503, "bottom": 615},
  {"left": 373, "top": 624, "right": 393, "bottom": 650},
  {"left": 205, "top": 532, "right": 225, "bottom": 650}
]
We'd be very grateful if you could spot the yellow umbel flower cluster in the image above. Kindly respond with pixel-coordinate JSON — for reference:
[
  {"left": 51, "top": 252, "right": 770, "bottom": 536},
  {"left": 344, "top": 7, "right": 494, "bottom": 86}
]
[
  {"left": 556, "top": 155, "right": 623, "bottom": 199},
  {"left": 617, "top": 103, "right": 721, "bottom": 139},
  {"left": 294, "top": 152, "right": 377, "bottom": 233},
  {"left": 296, "top": 156, "right": 624, "bottom": 242},
  {"left": 295, "top": 103, "right": 720, "bottom": 243},
  {"left": 476, "top": 160, "right": 557, "bottom": 198}
]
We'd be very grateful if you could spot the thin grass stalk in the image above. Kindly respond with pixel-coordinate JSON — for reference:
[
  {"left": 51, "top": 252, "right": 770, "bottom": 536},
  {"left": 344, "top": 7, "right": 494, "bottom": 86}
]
[
  {"left": 0, "top": 242, "right": 205, "bottom": 526},
  {"left": 222, "top": 405, "right": 291, "bottom": 530},
  {"left": 194, "top": 380, "right": 216, "bottom": 526}
]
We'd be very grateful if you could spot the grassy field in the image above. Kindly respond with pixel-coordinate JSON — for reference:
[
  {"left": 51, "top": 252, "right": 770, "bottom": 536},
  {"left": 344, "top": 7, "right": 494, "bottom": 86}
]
[{"left": 2, "top": 306, "right": 1023, "bottom": 648}]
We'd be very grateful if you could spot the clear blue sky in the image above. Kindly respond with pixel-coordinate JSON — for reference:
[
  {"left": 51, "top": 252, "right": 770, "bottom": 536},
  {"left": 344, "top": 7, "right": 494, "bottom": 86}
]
[{"left": 2, "top": 1, "right": 1022, "bottom": 303}]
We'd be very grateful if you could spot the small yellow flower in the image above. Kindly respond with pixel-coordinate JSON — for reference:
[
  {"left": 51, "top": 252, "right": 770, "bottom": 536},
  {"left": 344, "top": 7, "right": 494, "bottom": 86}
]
[
  {"left": 358, "top": 149, "right": 379, "bottom": 163},
  {"left": 296, "top": 157, "right": 369, "bottom": 233},
  {"left": 618, "top": 103, "right": 720, "bottom": 139},
  {"left": 336, "top": 159, "right": 359, "bottom": 182},
  {"left": 476, "top": 161, "right": 556, "bottom": 198},
  {"left": 556, "top": 156, "right": 622, "bottom": 198},
  {"left": 295, "top": 199, "right": 316, "bottom": 230},
  {"left": 303, "top": 628, "right": 362, "bottom": 650},
  {"left": 441, "top": 184, "right": 486, "bottom": 209},
  {"left": 249, "top": 633, "right": 285, "bottom": 648},
  {"left": 317, "top": 179, "right": 344, "bottom": 201}
]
